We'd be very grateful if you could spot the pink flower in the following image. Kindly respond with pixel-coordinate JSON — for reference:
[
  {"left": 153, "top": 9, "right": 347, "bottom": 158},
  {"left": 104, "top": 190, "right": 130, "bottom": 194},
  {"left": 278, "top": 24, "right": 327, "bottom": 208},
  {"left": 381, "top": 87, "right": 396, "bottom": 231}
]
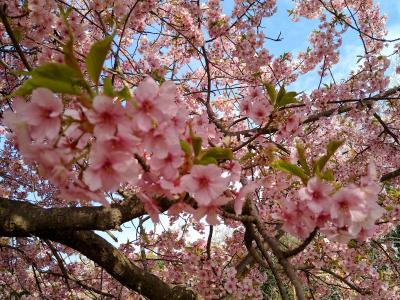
[
  {"left": 142, "top": 125, "right": 177, "bottom": 159},
  {"left": 83, "top": 145, "right": 139, "bottom": 191},
  {"left": 298, "top": 177, "right": 332, "bottom": 214},
  {"left": 150, "top": 146, "right": 184, "bottom": 180},
  {"left": 281, "top": 198, "right": 316, "bottom": 239},
  {"left": 181, "top": 164, "right": 229, "bottom": 206},
  {"left": 224, "top": 278, "right": 237, "bottom": 294},
  {"left": 167, "top": 202, "right": 191, "bottom": 216},
  {"left": 160, "top": 178, "right": 185, "bottom": 194},
  {"left": 349, "top": 197, "right": 384, "bottom": 238},
  {"left": 157, "top": 80, "right": 178, "bottom": 115},
  {"left": 239, "top": 98, "right": 251, "bottom": 115},
  {"left": 98, "top": 124, "right": 140, "bottom": 152},
  {"left": 133, "top": 77, "right": 177, "bottom": 132},
  {"left": 86, "top": 95, "right": 125, "bottom": 139},
  {"left": 3, "top": 97, "right": 29, "bottom": 131},
  {"left": 330, "top": 186, "right": 365, "bottom": 228},
  {"left": 11, "top": 88, "right": 63, "bottom": 141},
  {"left": 248, "top": 87, "right": 263, "bottom": 100},
  {"left": 330, "top": 185, "right": 383, "bottom": 238},
  {"left": 276, "top": 113, "right": 301, "bottom": 141},
  {"left": 234, "top": 182, "right": 258, "bottom": 215},
  {"left": 225, "top": 161, "right": 241, "bottom": 183},
  {"left": 3, "top": 98, "right": 33, "bottom": 150},
  {"left": 191, "top": 114, "right": 220, "bottom": 142},
  {"left": 248, "top": 100, "right": 272, "bottom": 125},
  {"left": 60, "top": 181, "right": 108, "bottom": 206},
  {"left": 29, "top": 88, "right": 63, "bottom": 140},
  {"left": 193, "top": 196, "right": 231, "bottom": 225},
  {"left": 137, "top": 192, "right": 160, "bottom": 223}
]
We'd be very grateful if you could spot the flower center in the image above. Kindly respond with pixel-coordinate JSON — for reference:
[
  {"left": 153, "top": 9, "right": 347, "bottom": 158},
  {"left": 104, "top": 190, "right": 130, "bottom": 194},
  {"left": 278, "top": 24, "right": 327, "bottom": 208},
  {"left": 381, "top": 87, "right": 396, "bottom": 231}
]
[{"left": 198, "top": 176, "right": 210, "bottom": 188}]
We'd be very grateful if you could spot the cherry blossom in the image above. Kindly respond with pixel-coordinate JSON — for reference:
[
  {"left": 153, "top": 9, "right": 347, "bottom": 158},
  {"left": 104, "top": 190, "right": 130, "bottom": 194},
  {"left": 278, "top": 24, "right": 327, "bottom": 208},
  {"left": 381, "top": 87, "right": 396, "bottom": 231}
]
[
  {"left": 83, "top": 144, "right": 139, "bottom": 192},
  {"left": 1, "top": 0, "right": 399, "bottom": 299},
  {"left": 298, "top": 177, "right": 332, "bottom": 214},
  {"left": 181, "top": 164, "right": 229, "bottom": 206},
  {"left": 86, "top": 95, "right": 126, "bottom": 139}
]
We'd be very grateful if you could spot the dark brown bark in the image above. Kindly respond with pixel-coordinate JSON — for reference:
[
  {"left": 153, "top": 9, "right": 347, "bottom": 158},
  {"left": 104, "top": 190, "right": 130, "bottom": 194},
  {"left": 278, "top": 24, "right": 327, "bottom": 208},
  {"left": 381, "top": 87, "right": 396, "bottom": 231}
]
[
  {"left": 0, "top": 196, "right": 144, "bottom": 234},
  {"left": 0, "top": 196, "right": 173, "bottom": 235}
]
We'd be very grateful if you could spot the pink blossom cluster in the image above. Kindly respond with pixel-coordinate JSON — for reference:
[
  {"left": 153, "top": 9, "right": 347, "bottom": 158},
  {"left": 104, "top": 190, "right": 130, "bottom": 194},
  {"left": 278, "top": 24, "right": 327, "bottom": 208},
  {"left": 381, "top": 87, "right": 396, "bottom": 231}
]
[
  {"left": 231, "top": 0, "right": 276, "bottom": 29},
  {"left": 148, "top": 230, "right": 267, "bottom": 299},
  {"left": 275, "top": 112, "right": 302, "bottom": 141},
  {"left": 239, "top": 87, "right": 273, "bottom": 125},
  {"left": 232, "top": 30, "right": 273, "bottom": 74},
  {"left": 4, "top": 78, "right": 241, "bottom": 223},
  {"left": 281, "top": 168, "right": 384, "bottom": 242},
  {"left": 298, "top": 16, "right": 343, "bottom": 74},
  {"left": 164, "top": 2, "right": 204, "bottom": 47},
  {"left": 206, "top": 0, "right": 230, "bottom": 38}
]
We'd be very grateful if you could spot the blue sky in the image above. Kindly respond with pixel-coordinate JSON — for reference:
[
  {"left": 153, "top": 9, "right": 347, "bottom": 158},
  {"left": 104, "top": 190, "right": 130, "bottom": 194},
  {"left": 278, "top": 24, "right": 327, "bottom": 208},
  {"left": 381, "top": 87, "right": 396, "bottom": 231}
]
[{"left": 220, "top": 0, "right": 400, "bottom": 92}]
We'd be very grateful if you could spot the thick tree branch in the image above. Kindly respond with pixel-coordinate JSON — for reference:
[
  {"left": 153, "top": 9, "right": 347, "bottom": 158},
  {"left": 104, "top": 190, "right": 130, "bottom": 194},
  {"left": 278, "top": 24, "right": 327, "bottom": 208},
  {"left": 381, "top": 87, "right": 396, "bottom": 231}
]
[
  {"left": 244, "top": 227, "right": 289, "bottom": 300},
  {"left": 4, "top": 230, "right": 196, "bottom": 300},
  {"left": 283, "top": 228, "right": 318, "bottom": 258},
  {"left": 380, "top": 168, "right": 400, "bottom": 182},
  {"left": 247, "top": 221, "right": 306, "bottom": 300},
  {"left": 247, "top": 197, "right": 306, "bottom": 300},
  {"left": 0, "top": 196, "right": 171, "bottom": 235}
]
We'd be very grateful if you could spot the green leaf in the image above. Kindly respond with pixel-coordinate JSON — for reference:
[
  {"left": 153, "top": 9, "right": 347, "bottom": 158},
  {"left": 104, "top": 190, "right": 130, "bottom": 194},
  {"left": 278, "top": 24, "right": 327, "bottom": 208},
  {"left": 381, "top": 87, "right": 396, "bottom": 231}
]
[
  {"left": 59, "top": 5, "right": 72, "bottom": 19},
  {"left": 12, "top": 63, "right": 82, "bottom": 96},
  {"left": 277, "top": 92, "right": 299, "bottom": 107},
  {"left": 327, "top": 140, "right": 344, "bottom": 155},
  {"left": 63, "top": 39, "right": 84, "bottom": 78},
  {"left": 276, "top": 85, "right": 286, "bottom": 105},
  {"left": 201, "top": 147, "right": 233, "bottom": 162},
  {"left": 320, "top": 169, "right": 334, "bottom": 181},
  {"left": 151, "top": 70, "right": 165, "bottom": 84},
  {"left": 196, "top": 156, "right": 218, "bottom": 165},
  {"left": 85, "top": 35, "right": 113, "bottom": 85},
  {"left": 347, "top": 239, "right": 358, "bottom": 249},
  {"left": 192, "top": 137, "right": 202, "bottom": 157},
  {"left": 264, "top": 83, "right": 276, "bottom": 104},
  {"left": 271, "top": 160, "right": 308, "bottom": 183},
  {"left": 29, "top": 76, "right": 81, "bottom": 94},
  {"left": 103, "top": 77, "right": 114, "bottom": 96},
  {"left": 116, "top": 86, "right": 131, "bottom": 99},
  {"left": 11, "top": 80, "right": 35, "bottom": 97},
  {"left": 14, "top": 28, "right": 23, "bottom": 43},
  {"left": 31, "top": 63, "right": 77, "bottom": 81},
  {"left": 296, "top": 144, "right": 310, "bottom": 175},
  {"left": 180, "top": 140, "right": 192, "bottom": 156},
  {"left": 316, "top": 140, "right": 344, "bottom": 172}
]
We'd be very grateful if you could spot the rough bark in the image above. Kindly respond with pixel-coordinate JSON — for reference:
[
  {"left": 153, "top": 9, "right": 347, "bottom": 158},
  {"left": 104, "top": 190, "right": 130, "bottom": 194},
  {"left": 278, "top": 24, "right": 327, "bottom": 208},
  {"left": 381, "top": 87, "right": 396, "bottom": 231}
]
[{"left": 0, "top": 196, "right": 173, "bottom": 235}]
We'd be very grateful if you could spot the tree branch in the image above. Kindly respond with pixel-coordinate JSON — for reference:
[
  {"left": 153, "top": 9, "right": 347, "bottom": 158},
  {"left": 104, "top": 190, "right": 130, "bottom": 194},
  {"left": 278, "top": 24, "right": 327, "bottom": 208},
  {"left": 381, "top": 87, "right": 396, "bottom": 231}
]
[
  {"left": 206, "top": 225, "right": 213, "bottom": 260},
  {"left": 5, "top": 229, "right": 196, "bottom": 300},
  {"left": 283, "top": 228, "right": 318, "bottom": 258},
  {"left": 0, "top": 4, "right": 32, "bottom": 71},
  {"left": 380, "top": 168, "right": 400, "bottom": 182},
  {"left": 244, "top": 227, "right": 289, "bottom": 300},
  {"left": 320, "top": 267, "right": 370, "bottom": 295},
  {"left": 0, "top": 195, "right": 171, "bottom": 235}
]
